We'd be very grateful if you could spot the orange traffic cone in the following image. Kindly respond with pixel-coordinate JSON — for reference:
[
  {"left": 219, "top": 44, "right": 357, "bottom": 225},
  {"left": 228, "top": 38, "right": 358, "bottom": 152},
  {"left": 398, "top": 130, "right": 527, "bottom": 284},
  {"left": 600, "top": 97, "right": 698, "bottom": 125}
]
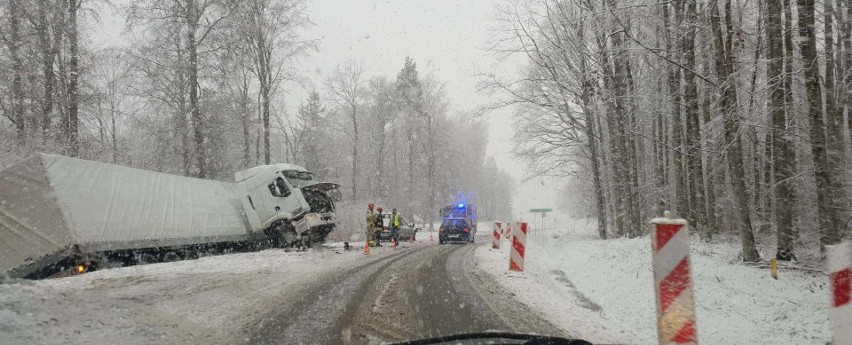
[{"left": 363, "top": 239, "right": 370, "bottom": 255}]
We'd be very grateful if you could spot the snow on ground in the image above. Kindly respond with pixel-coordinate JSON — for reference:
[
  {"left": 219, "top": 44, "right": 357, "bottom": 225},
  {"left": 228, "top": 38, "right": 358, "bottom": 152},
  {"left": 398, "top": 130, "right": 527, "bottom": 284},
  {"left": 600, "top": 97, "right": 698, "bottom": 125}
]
[
  {"left": 0, "top": 246, "right": 374, "bottom": 345},
  {"left": 475, "top": 218, "right": 830, "bottom": 344}
]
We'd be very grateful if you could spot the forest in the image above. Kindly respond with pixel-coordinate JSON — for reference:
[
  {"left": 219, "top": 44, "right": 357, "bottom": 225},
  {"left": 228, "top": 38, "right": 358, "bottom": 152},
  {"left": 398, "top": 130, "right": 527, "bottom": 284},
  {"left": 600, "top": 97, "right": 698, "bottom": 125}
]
[{"left": 485, "top": 0, "right": 851, "bottom": 262}]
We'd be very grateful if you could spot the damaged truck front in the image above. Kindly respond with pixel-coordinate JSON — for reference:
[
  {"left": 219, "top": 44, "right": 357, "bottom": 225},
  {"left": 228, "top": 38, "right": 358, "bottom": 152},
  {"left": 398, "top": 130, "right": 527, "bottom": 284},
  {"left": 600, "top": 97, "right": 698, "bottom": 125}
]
[
  {"left": 0, "top": 154, "right": 340, "bottom": 279},
  {"left": 235, "top": 163, "right": 340, "bottom": 248}
]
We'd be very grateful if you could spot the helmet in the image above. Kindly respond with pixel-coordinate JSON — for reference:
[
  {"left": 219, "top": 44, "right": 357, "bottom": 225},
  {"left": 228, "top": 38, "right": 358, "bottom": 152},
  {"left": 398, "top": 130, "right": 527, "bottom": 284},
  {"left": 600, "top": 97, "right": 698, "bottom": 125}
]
[
  {"left": 377, "top": 207, "right": 383, "bottom": 213},
  {"left": 368, "top": 203, "right": 375, "bottom": 210}
]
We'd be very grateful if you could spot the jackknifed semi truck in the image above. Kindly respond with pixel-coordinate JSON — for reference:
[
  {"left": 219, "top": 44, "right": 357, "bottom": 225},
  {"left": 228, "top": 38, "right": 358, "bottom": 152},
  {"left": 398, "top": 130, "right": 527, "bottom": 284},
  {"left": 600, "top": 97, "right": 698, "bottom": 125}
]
[{"left": 0, "top": 154, "right": 340, "bottom": 279}]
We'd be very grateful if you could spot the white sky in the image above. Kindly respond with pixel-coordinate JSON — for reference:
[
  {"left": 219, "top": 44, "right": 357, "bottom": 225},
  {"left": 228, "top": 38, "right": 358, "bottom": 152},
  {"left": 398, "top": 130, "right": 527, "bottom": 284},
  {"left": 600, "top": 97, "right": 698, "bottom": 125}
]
[{"left": 92, "top": 0, "right": 563, "bottom": 219}]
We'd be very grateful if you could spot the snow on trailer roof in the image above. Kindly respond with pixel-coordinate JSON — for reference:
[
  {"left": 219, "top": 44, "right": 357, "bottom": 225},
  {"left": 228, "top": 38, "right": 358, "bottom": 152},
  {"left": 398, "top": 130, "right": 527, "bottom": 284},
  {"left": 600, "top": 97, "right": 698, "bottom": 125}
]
[{"left": 0, "top": 154, "right": 252, "bottom": 278}]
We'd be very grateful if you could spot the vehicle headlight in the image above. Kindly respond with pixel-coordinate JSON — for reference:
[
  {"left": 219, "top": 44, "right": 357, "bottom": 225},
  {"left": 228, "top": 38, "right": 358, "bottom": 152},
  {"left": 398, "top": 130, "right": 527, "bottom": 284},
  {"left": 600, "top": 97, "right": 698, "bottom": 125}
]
[{"left": 306, "top": 214, "right": 319, "bottom": 221}]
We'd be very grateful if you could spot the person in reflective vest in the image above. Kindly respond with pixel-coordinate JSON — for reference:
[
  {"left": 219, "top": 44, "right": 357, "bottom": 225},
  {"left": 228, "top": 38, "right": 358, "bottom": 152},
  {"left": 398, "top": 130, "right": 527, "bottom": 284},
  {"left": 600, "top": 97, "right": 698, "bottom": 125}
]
[{"left": 390, "top": 208, "right": 401, "bottom": 246}]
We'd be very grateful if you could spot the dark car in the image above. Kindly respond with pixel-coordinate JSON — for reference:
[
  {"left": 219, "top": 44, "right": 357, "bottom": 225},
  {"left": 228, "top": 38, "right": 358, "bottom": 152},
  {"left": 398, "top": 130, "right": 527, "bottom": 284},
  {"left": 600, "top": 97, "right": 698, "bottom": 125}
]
[{"left": 438, "top": 218, "right": 475, "bottom": 244}]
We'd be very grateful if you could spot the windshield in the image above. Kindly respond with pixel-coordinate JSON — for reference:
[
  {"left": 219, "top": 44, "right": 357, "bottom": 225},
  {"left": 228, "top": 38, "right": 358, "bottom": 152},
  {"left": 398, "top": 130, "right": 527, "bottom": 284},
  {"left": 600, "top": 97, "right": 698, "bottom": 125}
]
[
  {"left": 281, "top": 170, "right": 316, "bottom": 188},
  {"left": 0, "top": 0, "right": 845, "bottom": 344}
]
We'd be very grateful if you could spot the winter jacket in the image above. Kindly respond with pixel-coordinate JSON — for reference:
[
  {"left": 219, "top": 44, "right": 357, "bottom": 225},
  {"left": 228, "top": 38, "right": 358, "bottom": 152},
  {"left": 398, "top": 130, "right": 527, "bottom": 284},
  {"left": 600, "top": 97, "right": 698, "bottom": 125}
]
[
  {"left": 375, "top": 213, "right": 384, "bottom": 228},
  {"left": 391, "top": 213, "right": 402, "bottom": 230},
  {"left": 366, "top": 211, "right": 376, "bottom": 228}
]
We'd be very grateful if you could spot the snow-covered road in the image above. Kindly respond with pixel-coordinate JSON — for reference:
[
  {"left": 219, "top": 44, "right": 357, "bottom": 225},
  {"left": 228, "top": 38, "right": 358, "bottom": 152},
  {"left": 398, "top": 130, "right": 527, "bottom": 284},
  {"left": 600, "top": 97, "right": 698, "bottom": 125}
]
[
  {"left": 250, "top": 236, "right": 563, "bottom": 344},
  {"left": 1, "top": 232, "right": 567, "bottom": 344}
]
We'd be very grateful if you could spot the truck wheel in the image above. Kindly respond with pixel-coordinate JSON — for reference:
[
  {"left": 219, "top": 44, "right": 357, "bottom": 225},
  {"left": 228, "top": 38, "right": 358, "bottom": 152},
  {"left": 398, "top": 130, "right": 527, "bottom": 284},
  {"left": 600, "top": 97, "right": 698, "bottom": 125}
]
[
  {"left": 162, "top": 252, "right": 181, "bottom": 262},
  {"left": 136, "top": 253, "right": 157, "bottom": 264}
]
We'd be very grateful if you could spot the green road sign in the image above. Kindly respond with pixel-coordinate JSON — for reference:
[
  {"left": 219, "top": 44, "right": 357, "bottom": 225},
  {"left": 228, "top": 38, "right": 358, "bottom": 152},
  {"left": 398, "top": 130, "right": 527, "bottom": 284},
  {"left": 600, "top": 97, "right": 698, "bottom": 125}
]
[{"left": 529, "top": 208, "right": 553, "bottom": 213}]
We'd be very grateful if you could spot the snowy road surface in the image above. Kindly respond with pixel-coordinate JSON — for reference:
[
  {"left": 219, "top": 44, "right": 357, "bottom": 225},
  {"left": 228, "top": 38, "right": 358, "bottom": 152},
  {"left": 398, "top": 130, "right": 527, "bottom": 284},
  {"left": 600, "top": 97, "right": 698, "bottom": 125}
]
[
  {"left": 250, "top": 236, "right": 563, "bottom": 344},
  {"left": 1, "top": 233, "right": 566, "bottom": 345}
]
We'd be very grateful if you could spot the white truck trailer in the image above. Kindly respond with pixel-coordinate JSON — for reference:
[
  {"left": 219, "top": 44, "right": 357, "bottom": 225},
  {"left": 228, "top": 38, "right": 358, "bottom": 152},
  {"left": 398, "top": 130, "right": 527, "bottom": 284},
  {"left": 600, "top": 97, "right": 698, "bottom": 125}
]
[{"left": 0, "top": 154, "right": 340, "bottom": 279}]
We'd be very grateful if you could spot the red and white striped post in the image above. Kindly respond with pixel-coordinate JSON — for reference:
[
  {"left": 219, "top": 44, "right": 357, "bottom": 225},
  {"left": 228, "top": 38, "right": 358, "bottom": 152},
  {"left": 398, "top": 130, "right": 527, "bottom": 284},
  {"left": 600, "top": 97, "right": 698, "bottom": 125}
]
[
  {"left": 504, "top": 221, "right": 512, "bottom": 239},
  {"left": 651, "top": 213, "right": 697, "bottom": 345},
  {"left": 492, "top": 222, "right": 502, "bottom": 249},
  {"left": 828, "top": 241, "right": 852, "bottom": 345},
  {"left": 509, "top": 222, "right": 527, "bottom": 272}
]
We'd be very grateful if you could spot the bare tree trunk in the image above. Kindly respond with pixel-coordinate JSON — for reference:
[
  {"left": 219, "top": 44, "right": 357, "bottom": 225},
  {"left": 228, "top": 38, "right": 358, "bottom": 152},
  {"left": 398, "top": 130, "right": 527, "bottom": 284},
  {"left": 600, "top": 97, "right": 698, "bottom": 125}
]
[
  {"left": 261, "top": 82, "right": 271, "bottom": 165},
  {"left": 711, "top": 0, "right": 760, "bottom": 262},
  {"left": 668, "top": 1, "right": 689, "bottom": 220},
  {"left": 701, "top": 81, "right": 719, "bottom": 236},
  {"left": 376, "top": 118, "right": 386, "bottom": 199},
  {"left": 186, "top": 0, "right": 206, "bottom": 177},
  {"left": 683, "top": 0, "right": 706, "bottom": 236},
  {"left": 176, "top": 35, "right": 191, "bottom": 175},
  {"left": 37, "top": 0, "right": 58, "bottom": 134},
  {"left": 769, "top": 0, "right": 797, "bottom": 260},
  {"left": 351, "top": 108, "right": 358, "bottom": 202},
  {"left": 606, "top": 0, "right": 638, "bottom": 237},
  {"left": 256, "top": 34, "right": 272, "bottom": 165},
  {"left": 782, "top": 0, "right": 800, "bottom": 240},
  {"left": 66, "top": 0, "right": 80, "bottom": 156},
  {"left": 8, "top": 0, "right": 26, "bottom": 142},
  {"left": 744, "top": 4, "right": 767, "bottom": 224},
  {"left": 407, "top": 122, "right": 414, "bottom": 208},
  {"left": 580, "top": 19, "right": 607, "bottom": 239},
  {"left": 842, "top": 0, "right": 852, "bottom": 147},
  {"left": 426, "top": 115, "right": 436, "bottom": 232},
  {"left": 797, "top": 0, "right": 843, "bottom": 246},
  {"left": 393, "top": 124, "right": 399, "bottom": 205},
  {"left": 110, "top": 96, "right": 118, "bottom": 163},
  {"left": 598, "top": 32, "right": 625, "bottom": 237},
  {"left": 823, "top": 0, "right": 850, "bottom": 241},
  {"left": 241, "top": 78, "right": 251, "bottom": 168},
  {"left": 625, "top": 59, "right": 642, "bottom": 237}
]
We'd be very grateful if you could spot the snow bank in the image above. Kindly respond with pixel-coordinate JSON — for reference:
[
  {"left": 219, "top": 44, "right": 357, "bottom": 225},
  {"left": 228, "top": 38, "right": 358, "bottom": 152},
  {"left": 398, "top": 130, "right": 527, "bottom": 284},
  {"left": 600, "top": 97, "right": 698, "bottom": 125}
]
[{"left": 476, "top": 218, "right": 830, "bottom": 344}]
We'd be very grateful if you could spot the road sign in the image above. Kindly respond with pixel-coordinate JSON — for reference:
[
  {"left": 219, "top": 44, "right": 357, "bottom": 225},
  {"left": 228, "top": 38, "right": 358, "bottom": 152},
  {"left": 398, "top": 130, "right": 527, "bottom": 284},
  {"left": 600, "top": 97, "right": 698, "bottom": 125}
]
[{"left": 529, "top": 208, "right": 552, "bottom": 213}]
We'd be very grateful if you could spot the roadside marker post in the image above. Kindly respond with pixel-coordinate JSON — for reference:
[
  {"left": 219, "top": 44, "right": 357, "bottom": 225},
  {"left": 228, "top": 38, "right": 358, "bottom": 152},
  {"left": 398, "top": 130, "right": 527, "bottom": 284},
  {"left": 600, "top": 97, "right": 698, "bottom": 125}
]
[
  {"left": 492, "top": 222, "right": 502, "bottom": 250},
  {"left": 509, "top": 222, "right": 527, "bottom": 272},
  {"left": 650, "top": 213, "right": 697, "bottom": 345},
  {"left": 828, "top": 241, "right": 852, "bottom": 345},
  {"left": 363, "top": 239, "right": 370, "bottom": 255}
]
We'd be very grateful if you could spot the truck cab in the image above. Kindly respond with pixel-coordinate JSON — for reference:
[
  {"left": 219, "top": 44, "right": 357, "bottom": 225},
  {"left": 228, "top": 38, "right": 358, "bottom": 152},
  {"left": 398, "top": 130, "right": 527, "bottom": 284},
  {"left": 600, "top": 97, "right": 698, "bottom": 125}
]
[{"left": 235, "top": 164, "right": 340, "bottom": 247}]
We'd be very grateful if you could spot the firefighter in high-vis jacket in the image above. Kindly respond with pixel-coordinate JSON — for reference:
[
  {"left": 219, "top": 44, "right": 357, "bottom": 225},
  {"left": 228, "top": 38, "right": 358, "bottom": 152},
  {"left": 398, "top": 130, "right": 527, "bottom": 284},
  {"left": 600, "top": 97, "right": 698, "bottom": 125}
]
[{"left": 366, "top": 203, "right": 376, "bottom": 246}]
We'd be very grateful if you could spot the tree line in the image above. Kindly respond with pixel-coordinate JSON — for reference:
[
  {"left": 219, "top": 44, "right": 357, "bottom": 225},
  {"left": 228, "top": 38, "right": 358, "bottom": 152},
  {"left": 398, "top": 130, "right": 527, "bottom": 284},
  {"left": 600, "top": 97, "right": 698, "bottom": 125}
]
[
  {"left": 0, "top": 0, "right": 514, "bottom": 227},
  {"left": 487, "top": 0, "right": 851, "bottom": 262}
]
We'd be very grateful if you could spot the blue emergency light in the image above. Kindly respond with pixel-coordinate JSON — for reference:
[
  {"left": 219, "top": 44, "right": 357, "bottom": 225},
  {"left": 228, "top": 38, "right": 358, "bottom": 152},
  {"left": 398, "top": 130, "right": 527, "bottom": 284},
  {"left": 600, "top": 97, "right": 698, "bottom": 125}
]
[{"left": 457, "top": 203, "right": 465, "bottom": 208}]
